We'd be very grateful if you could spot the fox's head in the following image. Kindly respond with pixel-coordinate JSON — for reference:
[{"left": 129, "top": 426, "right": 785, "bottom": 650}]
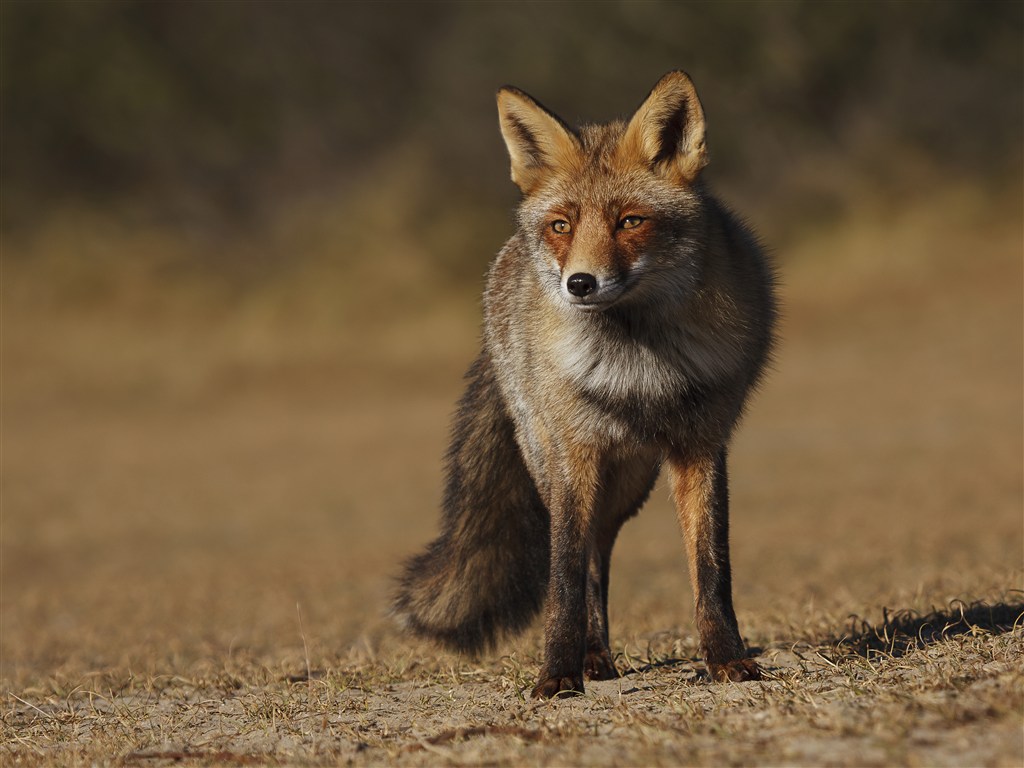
[{"left": 497, "top": 71, "right": 711, "bottom": 311}]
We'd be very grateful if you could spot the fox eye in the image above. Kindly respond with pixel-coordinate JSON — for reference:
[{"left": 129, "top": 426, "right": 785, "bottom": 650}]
[
  {"left": 551, "top": 219, "right": 572, "bottom": 234},
  {"left": 619, "top": 215, "right": 645, "bottom": 230}
]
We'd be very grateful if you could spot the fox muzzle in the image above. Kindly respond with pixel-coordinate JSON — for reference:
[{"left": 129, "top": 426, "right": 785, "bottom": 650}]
[{"left": 561, "top": 273, "right": 627, "bottom": 310}]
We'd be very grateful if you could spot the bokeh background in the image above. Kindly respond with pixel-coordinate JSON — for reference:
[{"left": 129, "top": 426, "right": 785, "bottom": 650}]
[{"left": 3, "top": 0, "right": 1022, "bottom": 693}]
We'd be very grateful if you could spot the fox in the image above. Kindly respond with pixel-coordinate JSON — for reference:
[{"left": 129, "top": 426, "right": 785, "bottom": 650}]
[{"left": 393, "top": 71, "right": 776, "bottom": 698}]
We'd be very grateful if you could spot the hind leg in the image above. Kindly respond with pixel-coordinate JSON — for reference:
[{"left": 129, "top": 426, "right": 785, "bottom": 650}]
[
  {"left": 583, "top": 453, "right": 661, "bottom": 681},
  {"left": 583, "top": 541, "right": 617, "bottom": 680}
]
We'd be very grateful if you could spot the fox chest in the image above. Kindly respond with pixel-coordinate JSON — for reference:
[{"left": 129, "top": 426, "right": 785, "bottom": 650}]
[
  {"left": 488, "top": 299, "right": 744, "bottom": 447},
  {"left": 551, "top": 330, "right": 683, "bottom": 402},
  {"left": 529, "top": 319, "right": 746, "bottom": 445},
  {"left": 547, "top": 316, "right": 737, "bottom": 400}
]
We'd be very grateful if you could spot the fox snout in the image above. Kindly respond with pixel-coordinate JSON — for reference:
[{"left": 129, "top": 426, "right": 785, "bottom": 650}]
[{"left": 561, "top": 269, "right": 629, "bottom": 309}]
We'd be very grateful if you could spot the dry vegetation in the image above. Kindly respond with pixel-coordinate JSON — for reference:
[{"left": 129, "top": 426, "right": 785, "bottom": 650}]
[{"left": 3, "top": 182, "right": 1022, "bottom": 765}]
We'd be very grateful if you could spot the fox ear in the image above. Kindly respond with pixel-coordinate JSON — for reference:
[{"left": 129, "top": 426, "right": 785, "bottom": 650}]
[
  {"left": 497, "top": 86, "right": 580, "bottom": 193},
  {"left": 621, "top": 71, "right": 708, "bottom": 183}
]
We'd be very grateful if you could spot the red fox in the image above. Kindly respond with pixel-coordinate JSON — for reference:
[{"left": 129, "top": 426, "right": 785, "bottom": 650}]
[{"left": 394, "top": 71, "right": 776, "bottom": 697}]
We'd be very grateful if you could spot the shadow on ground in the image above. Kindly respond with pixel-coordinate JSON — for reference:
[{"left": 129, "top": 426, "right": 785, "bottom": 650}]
[
  {"left": 614, "top": 598, "right": 1024, "bottom": 682},
  {"left": 833, "top": 598, "right": 1024, "bottom": 659}
]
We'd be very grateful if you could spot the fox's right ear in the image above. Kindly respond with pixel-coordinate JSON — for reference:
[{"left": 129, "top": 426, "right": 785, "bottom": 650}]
[{"left": 497, "top": 86, "right": 580, "bottom": 193}]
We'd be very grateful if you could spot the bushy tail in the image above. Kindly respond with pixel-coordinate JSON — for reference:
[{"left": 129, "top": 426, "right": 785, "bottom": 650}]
[{"left": 392, "top": 352, "right": 550, "bottom": 653}]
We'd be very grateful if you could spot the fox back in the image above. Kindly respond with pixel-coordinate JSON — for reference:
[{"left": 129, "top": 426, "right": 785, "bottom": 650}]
[{"left": 395, "top": 72, "right": 775, "bottom": 695}]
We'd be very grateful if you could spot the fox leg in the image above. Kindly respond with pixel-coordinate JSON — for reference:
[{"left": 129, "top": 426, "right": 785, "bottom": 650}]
[
  {"left": 583, "top": 456, "right": 661, "bottom": 681},
  {"left": 531, "top": 443, "right": 601, "bottom": 699},
  {"left": 668, "top": 449, "right": 760, "bottom": 683},
  {"left": 582, "top": 510, "right": 637, "bottom": 681},
  {"left": 583, "top": 539, "right": 617, "bottom": 680}
]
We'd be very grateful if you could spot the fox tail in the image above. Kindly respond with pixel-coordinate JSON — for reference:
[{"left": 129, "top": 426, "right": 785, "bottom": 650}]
[{"left": 392, "top": 353, "right": 550, "bottom": 653}]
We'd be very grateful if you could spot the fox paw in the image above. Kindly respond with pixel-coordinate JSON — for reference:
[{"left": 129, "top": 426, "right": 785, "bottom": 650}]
[
  {"left": 531, "top": 674, "right": 585, "bottom": 699},
  {"left": 584, "top": 648, "right": 619, "bottom": 681},
  {"left": 708, "top": 657, "right": 761, "bottom": 683}
]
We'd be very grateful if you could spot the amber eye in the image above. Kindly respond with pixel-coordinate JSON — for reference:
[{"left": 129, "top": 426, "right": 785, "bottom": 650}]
[
  {"left": 619, "top": 215, "right": 645, "bottom": 230},
  {"left": 551, "top": 219, "right": 572, "bottom": 234}
]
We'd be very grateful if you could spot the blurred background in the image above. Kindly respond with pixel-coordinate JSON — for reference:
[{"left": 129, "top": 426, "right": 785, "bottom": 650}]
[
  {"left": 3, "top": 1, "right": 1022, "bottom": 687},
  {"left": 5, "top": 1, "right": 1021, "bottom": 303}
]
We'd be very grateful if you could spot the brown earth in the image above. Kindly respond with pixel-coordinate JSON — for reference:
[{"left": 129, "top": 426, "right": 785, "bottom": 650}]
[{"left": 2, "top": 185, "right": 1022, "bottom": 765}]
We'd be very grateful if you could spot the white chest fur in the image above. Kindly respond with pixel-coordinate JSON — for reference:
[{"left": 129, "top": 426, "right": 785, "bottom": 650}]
[{"left": 549, "top": 311, "right": 741, "bottom": 401}]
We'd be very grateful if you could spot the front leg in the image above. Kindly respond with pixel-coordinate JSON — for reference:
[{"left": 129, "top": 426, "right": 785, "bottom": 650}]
[
  {"left": 668, "top": 448, "right": 760, "bottom": 682},
  {"left": 531, "top": 444, "right": 601, "bottom": 699}
]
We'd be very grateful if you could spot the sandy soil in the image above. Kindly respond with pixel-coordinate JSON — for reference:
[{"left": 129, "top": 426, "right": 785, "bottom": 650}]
[{"left": 3, "top": 186, "right": 1022, "bottom": 765}]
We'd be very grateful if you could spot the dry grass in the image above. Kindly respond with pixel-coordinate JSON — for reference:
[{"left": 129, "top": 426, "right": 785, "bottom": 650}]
[{"left": 3, "top": 183, "right": 1022, "bottom": 765}]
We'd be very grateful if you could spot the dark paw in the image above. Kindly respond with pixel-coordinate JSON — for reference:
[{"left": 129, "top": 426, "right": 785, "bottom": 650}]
[
  {"left": 531, "top": 673, "right": 585, "bottom": 699},
  {"left": 584, "top": 648, "right": 619, "bottom": 681},
  {"left": 708, "top": 657, "right": 761, "bottom": 683}
]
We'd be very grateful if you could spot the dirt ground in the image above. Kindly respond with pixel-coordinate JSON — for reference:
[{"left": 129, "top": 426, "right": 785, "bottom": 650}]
[{"left": 3, "top": 184, "right": 1022, "bottom": 765}]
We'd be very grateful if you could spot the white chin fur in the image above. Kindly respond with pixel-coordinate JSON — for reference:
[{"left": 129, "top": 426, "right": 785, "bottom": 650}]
[
  {"left": 567, "top": 301, "right": 608, "bottom": 312},
  {"left": 561, "top": 285, "right": 626, "bottom": 309}
]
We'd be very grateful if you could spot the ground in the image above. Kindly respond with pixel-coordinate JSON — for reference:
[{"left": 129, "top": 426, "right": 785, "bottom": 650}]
[{"left": 3, "top": 185, "right": 1022, "bottom": 765}]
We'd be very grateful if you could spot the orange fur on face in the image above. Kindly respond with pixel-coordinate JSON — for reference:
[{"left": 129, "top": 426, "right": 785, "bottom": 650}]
[{"left": 542, "top": 202, "right": 656, "bottom": 279}]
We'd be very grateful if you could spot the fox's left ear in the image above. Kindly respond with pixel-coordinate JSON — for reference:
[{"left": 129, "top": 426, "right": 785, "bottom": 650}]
[{"left": 621, "top": 71, "right": 708, "bottom": 184}]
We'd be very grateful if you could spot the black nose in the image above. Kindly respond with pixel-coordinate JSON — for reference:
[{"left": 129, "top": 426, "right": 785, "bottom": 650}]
[{"left": 566, "top": 273, "right": 597, "bottom": 297}]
